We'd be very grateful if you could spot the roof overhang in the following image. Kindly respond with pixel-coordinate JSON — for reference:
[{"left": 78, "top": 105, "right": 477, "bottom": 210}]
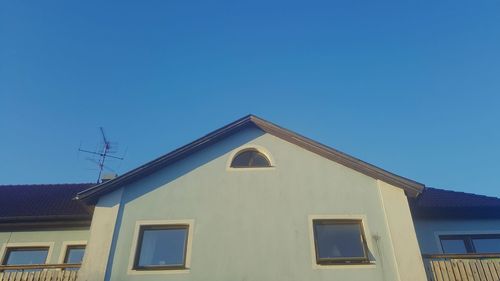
[
  {"left": 0, "top": 215, "right": 92, "bottom": 231},
  {"left": 410, "top": 206, "right": 500, "bottom": 219},
  {"left": 76, "top": 115, "right": 425, "bottom": 203}
]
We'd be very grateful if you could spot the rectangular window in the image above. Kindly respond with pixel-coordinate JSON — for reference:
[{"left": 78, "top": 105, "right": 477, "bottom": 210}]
[
  {"left": 133, "top": 225, "right": 189, "bottom": 270},
  {"left": 64, "top": 245, "right": 86, "bottom": 264},
  {"left": 2, "top": 247, "right": 49, "bottom": 266},
  {"left": 473, "top": 237, "right": 500, "bottom": 253},
  {"left": 313, "top": 219, "right": 369, "bottom": 264},
  {"left": 440, "top": 234, "right": 500, "bottom": 254},
  {"left": 440, "top": 238, "right": 468, "bottom": 254}
]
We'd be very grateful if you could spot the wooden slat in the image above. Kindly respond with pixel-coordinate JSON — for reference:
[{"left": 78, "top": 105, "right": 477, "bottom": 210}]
[
  {"left": 441, "top": 260, "right": 451, "bottom": 281},
  {"left": 464, "top": 261, "right": 477, "bottom": 281},
  {"left": 423, "top": 257, "right": 500, "bottom": 281},
  {"left": 424, "top": 254, "right": 500, "bottom": 259},
  {"left": 446, "top": 261, "right": 457, "bottom": 281},
  {"left": 433, "top": 263, "right": 441, "bottom": 281},
  {"left": 486, "top": 262, "right": 498, "bottom": 280},
  {"left": 0, "top": 264, "right": 80, "bottom": 271},
  {"left": 452, "top": 261, "right": 463, "bottom": 281},
  {"left": 58, "top": 270, "right": 66, "bottom": 281},
  {"left": 480, "top": 260, "right": 493, "bottom": 281},
  {"left": 475, "top": 260, "right": 487, "bottom": 281},
  {"left": 16, "top": 272, "right": 26, "bottom": 281},
  {"left": 492, "top": 262, "right": 500, "bottom": 281},
  {"left": 26, "top": 272, "right": 35, "bottom": 281},
  {"left": 40, "top": 271, "right": 47, "bottom": 281},
  {"left": 470, "top": 260, "right": 482, "bottom": 281},
  {"left": 0, "top": 269, "right": 78, "bottom": 281},
  {"left": 488, "top": 260, "right": 498, "bottom": 281},
  {"left": 427, "top": 261, "right": 437, "bottom": 281},
  {"left": 433, "top": 260, "right": 445, "bottom": 281},
  {"left": 457, "top": 261, "right": 469, "bottom": 281}
]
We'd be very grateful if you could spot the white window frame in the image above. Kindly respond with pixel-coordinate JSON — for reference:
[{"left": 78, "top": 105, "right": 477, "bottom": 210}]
[
  {"left": 0, "top": 242, "right": 54, "bottom": 265},
  {"left": 127, "top": 219, "right": 195, "bottom": 275},
  {"left": 308, "top": 215, "right": 375, "bottom": 269}
]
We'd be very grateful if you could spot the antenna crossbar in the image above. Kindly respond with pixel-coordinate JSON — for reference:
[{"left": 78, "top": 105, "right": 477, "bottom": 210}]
[{"left": 79, "top": 127, "right": 124, "bottom": 183}]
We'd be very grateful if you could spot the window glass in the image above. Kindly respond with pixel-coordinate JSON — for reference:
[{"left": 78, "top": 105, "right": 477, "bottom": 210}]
[
  {"left": 231, "top": 150, "right": 253, "bottom": 167},
  {"left": 472, "top": 238, "right": 500, "bottom": 253},
  {"left": 2, "top": 248, "right": 49, "bottom": 265},
  {"left": 441, "top": 239, "right": 468, "bottom": 254},
  {"left": 64, "top": 246, "right": 85, "bottom": 264},
  {"left": 251, "top": 153, "right": 270, "bottom": 167},
  {"left": 440, "top": 235, "right": 500, "bottom": 254},
  {"left": 231, "top": 149, "right": 271, "bottom": 168},
  {"left": 135, "top": 226, "right": 188, "bottom": 269},
  {"left": 313, "top": 220, "right": 368, "bottom": 263}
]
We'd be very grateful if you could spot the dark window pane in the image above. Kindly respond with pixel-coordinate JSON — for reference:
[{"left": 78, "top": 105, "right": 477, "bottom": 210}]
[
  {"left": 231, "top": 151, "right": 253, "bottom": 167},
  {"left": 473, "top": 238, "right": 500, "bottom": 253},
  {"left": 250, "top": 154, "right": 270, "bottom": 167},
  {"left": 64, "top": 246, "right": 85, "bottom": 264},
  {"left": 441, "top": 239, "right": 468, "bottom": 254},
  {"left": 3, "top": 248, "right": 49, "bottom": 265},
  {"left": 137, "top": 227, "right": 188, "bottom": 268},
  {"left": 231, "top": 150, "right": 271, "bottom": 168},
  {"left": 314, "top": 221, "right": 367, "bottom": 261}
]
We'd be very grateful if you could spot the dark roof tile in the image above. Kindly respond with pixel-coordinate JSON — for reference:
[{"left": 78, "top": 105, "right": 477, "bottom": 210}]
[
  {"left": 0, "top": 183, "right": 94, "bottom": 222},
  {"left": 410, "top": 187, "right": 500, "bottom": 219}
]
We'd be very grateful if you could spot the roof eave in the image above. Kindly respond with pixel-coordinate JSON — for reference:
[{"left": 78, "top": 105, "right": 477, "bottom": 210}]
[
  {"left": 411, "top": 206, "right": 500, "bottom": 219},
  {"left": 0, "top": 218, "right": 92, "bottom": 230},
  {"left": 0, "top": 214, "right": 92, "bottom": 223}
]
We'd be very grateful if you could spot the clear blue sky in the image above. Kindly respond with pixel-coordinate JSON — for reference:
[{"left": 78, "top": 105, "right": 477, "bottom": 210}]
[{"left": 1, "top": 1, "right": 499, "bottom": 196}]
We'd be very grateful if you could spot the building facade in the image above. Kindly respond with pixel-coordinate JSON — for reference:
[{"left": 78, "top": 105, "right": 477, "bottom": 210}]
[{"left": 1, "top": 115, "right": 499, "bottom": 281}]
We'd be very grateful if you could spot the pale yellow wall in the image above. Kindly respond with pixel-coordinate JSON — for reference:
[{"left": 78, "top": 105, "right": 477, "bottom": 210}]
[
  {"left": 378, "top": 180, "right": 427, "bottom": 281},
  {"left": 0, "top": 228, "right": 89, "bottom": 265},
  {"left": 83, "top": 127, "right": 425, "bottom": 281},
  {"left": 78, "top": 188, "right": 123, "bottom": 281}
]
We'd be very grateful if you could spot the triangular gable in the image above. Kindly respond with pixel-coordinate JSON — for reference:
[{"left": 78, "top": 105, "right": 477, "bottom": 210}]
[{"left": 76, "top": 115, "right": 424, "bottom": 202}]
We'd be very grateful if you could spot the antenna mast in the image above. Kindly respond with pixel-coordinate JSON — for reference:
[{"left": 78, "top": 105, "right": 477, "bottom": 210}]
[{"left": 79, "top": 127, "right": 124, "bottom": 183}]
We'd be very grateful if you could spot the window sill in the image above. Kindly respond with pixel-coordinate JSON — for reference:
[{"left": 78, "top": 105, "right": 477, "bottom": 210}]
[
  {"left": 226, "top": 166, "right": 276, "bottom": 172},
  {"left": 312, "top": 261, "right": 376, "bottom": 270},
  {"left": 127, "top": 268, "right": 190, "bottom": 275},
  {"left": 133, "top": 265, "right": 187, "bottom": 271}
]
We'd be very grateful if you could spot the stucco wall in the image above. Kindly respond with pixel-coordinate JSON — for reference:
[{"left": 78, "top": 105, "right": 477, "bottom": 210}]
[
  {"left": 78, "top": 189, "right": 124, "bottom": 281},
  {"left": 0, "top": 228, "right": 89, "bottom": 264},
  {"left": 95, "top": 127, "right": 425, "bottom": 281},
  {"left": 378, "top": 181, "right": 427, "bottom": 281},
  {"left": 413, "top": 218, "right": 500, "bottom": 254}
]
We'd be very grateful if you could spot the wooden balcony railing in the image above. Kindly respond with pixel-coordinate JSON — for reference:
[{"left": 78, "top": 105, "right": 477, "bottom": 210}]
[
  {"left": 422, "top": 253, "right": 500, "bottom": 281},
  {"left": 0, "top": 263, "right": 80, "bottom": 281}
]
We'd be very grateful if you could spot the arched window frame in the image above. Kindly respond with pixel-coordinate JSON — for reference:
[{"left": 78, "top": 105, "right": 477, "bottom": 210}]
[{"left": 227, "top": 145, "right": 275, "bottom": 170}]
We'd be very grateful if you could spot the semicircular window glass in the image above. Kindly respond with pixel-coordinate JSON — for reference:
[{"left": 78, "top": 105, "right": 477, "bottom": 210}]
[{"left": 230, "top": 149, "right": 271, "bottom": 168}]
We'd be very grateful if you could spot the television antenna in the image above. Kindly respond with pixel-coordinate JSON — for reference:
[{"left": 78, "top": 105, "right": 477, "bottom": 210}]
[{"left": 79, "top": 127, "right": 125, "bottom": 183}]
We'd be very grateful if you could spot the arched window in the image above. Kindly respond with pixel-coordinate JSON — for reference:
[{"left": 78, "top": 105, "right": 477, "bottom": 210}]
[{"left": 230, "top": 149, "right": 271, "bottom": 168}]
